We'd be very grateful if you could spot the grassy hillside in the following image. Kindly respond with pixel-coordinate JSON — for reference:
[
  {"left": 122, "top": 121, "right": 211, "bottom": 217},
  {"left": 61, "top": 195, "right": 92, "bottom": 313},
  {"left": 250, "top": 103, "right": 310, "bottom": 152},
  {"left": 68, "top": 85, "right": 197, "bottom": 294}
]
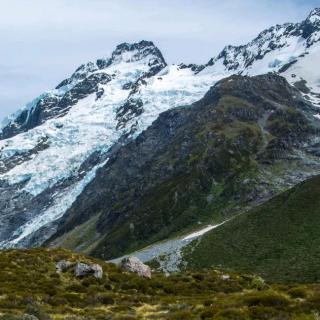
[
  {"left": 2, "top": 248, "right": 320, "bottom": 319},
  {"left": 183, "top": 174, "right": 320, "bottom": 283}
]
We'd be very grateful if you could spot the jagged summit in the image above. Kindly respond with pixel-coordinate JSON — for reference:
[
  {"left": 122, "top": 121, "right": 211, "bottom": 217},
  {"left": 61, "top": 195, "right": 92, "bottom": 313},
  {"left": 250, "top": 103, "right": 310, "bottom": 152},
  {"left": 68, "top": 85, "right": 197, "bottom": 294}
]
[
  {"left": 111, "top": 40, "right": 165, "bottom": 62},
  {"left": 307, "top": 7, "right": 320, "bottom": 23},
  {"left": 56, "top": 40, "right": 166, "bottom": 89},
  {"left": 204, "top": 8, "right": 320, "bottom": 74},
  {"left": 110, "top": 40, "right": 161, "bottom": 58},
  {"left": 0, "top": 40, "right": 167, "bottom": 140},
  {"left": 95, "top": 40, "right": 166, "bottom": 70}
]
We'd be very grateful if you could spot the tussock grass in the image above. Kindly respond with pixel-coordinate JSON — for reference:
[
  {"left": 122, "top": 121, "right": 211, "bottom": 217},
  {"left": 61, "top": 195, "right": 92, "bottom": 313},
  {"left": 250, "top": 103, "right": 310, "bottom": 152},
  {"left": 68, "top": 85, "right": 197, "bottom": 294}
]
[{"left": 0, "top": 248, "right": 320, "bottom": 319}]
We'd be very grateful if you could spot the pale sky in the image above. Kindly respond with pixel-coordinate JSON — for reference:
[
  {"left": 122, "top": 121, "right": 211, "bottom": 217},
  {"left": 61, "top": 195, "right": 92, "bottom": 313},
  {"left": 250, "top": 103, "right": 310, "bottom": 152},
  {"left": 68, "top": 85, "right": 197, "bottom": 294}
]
[{"left": 0, "top": 0, "right": 318, "bottom": 121}]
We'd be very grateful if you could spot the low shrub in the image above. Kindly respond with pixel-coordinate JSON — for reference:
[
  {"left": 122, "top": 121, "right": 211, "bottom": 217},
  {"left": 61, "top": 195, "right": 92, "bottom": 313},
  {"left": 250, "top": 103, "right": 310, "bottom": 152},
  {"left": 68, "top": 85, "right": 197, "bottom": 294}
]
[{"left": 245, "top": 291, "right": 290, "bottom": 308}]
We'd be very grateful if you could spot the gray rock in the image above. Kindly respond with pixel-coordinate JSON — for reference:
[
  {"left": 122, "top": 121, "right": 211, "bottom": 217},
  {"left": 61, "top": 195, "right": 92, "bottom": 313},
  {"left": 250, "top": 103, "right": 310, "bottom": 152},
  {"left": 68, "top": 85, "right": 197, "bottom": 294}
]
[
  {"left": 22, "top": 315, "right": 39, "bottom": 320},
  {"left": 74, "top": 262, "right": 103, "bottom": 278},
  {"left": 56, "top": 260, "right": 73, "bottom": 273},
  {"left": 120, "top": 256, "right": 151, "bottom": 279},
  {"left": 91, "top": 264, "right": 103, "bottom": 279},
  {"left": 56, "top": 260, "right": 103, "bottom": 279}
]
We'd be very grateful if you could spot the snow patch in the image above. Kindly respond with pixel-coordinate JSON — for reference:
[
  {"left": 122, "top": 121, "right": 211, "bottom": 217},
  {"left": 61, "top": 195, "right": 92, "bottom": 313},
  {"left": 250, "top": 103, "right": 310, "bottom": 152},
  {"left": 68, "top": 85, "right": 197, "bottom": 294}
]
[
  {"left": 183, "top": 222, "right": 226, "bottom": 240},
  {"left": 111, "top": 221, "right": 227, "bottom": 272}
]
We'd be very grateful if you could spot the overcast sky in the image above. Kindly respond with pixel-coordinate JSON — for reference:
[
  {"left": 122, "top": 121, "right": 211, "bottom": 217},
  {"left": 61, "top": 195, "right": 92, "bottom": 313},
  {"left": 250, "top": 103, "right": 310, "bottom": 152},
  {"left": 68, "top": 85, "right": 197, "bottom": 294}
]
[{"left": 0, "top": 0, "right": 318, "bottom": 121}]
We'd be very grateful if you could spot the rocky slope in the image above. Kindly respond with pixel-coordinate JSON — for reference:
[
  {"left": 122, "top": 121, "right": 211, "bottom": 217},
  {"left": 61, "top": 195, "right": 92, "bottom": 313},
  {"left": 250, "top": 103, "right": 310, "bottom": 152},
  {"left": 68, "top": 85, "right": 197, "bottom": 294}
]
[
  {"left": 49, "top": 73, "right": 320, "bottom": 259},
  {"left": 0, "top": 9, "right": 320, "bottom": 250},
  {"left": 182, "top": 174, "right": 320, "bottom": 283}
]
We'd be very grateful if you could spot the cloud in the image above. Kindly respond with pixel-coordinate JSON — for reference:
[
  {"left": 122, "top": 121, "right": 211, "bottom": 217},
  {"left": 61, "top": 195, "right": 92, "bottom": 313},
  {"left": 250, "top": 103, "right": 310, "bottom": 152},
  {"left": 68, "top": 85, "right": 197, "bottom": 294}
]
[{"left": 0, "top": 0, "right": 317, "bottom": 120}]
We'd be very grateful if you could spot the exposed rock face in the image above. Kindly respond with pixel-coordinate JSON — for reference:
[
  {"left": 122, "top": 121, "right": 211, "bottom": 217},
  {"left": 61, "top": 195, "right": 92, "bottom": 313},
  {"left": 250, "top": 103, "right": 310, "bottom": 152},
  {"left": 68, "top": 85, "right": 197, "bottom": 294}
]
[{"left": 120, "top": 256, "right": 151, "bottom": 279}]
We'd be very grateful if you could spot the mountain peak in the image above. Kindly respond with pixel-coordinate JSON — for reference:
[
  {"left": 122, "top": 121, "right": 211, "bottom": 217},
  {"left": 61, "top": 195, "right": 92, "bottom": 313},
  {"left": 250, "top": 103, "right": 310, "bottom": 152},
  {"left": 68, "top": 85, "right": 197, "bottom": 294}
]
[
  {"left": 115, "top": 40, "right": 156, "bottom": 53},
  {"left": 97, "top": 40, "right": 166, "bottom": 68}
]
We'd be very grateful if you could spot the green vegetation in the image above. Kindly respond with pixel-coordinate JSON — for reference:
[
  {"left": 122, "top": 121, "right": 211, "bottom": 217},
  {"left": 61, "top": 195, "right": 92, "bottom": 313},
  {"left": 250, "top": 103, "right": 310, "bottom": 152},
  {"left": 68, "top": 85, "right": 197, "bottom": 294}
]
[
  {"left": 183, "top": 174, "right": 320, "bottom": 283},
  {"left": 2, "top": 248, "right": 320, "bottom": 319},
  {"left": 50, "top": 214, "right": 102, "bottom": 255},
  {"left": 90, "top": 94, "right": 267, "bottom": 259}
]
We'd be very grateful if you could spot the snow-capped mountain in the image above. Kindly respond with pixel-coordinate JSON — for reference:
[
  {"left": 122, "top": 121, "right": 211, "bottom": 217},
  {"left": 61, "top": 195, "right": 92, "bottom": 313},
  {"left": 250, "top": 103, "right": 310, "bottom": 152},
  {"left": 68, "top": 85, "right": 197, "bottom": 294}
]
[{"left": 0, "top": 9, "right": 320, "bottom": 248}]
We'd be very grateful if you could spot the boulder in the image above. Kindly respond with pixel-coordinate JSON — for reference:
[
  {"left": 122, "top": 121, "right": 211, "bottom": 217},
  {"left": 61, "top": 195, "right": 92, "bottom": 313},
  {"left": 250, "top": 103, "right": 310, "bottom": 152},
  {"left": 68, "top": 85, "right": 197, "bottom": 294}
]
[
  {"left": 221, "top": 274, "right": 230, "bottom": 280},
  {"left": 120, "top": 256, "right": 151, "bottom": 279},
  {"left": 56, "top": 260, "right": 73, "bottom": 273},
  {"left": 56, "top": 260, "right": 103, "bottom": 279},
  {"left": 22, "top": 315, "right": 39, "bottom": 320},
  {"left": 74, "top": 262, "right": 103, "bottom": 279},
  {"left": 91, "top": 264, "right": 103, "bottom": 279}
]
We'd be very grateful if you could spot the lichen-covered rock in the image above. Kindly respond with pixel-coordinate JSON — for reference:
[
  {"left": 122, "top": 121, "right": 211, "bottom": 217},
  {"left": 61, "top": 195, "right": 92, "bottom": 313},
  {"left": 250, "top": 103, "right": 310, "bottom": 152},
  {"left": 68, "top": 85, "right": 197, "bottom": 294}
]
[
  {"left": 120, "top": 256, "right": 151, "bottom": 278},
  {"left": 56, "top": 260, "right": 73, "bottom": 273},
  {"left": 74, "top": 262, "right": 103, "bottom": 278}
]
